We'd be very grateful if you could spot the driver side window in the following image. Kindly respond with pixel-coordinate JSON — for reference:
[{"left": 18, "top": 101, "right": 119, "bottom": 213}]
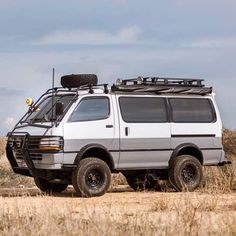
[{"left": 68, "top": 97, "right": 110, "bottom": 122}]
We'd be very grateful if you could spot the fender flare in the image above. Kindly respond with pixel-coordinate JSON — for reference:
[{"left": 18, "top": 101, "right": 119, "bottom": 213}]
[
  {"left": 170, "top": 143, "right": 203, "bottom": 165},
  {"left": 73, "top": 143, "right": 115, "bottom": 169}
]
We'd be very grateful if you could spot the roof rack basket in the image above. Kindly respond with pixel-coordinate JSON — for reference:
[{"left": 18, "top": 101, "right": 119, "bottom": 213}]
[{"left": 111, "top": 77, "right": 212, "bottom": 95}]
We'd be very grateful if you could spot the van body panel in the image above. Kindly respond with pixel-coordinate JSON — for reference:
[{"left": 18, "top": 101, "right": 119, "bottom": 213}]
[
  {"left": 63, "top": 94, "right": 119, "bottom": 166},
  {"left": 116, "top": 94, "right": 171, "bottom": 169}
]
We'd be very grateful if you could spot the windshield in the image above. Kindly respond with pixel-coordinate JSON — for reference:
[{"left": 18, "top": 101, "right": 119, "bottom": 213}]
[{"left": 25, "top": 94, "right": 75, "bottom": 123}]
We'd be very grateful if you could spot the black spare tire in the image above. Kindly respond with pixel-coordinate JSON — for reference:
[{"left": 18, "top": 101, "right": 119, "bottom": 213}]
[{"left": 61, "top": 74, "right": 98, "bottom": 88}]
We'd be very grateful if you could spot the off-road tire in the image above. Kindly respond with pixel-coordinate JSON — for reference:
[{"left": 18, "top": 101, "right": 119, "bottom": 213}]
[
  {"left": 168, "top": 155, "right": 203, "bottom": 192},
  {"left": 72, "top": 158, "right": 111, "bottom": 197},
  {"left": 34, "top": 177, "right": 68, "bottom": 193},
  {"left": 61, "top": 74, "right": 98, "bottom": 88},
  {"left": 125, "top": 174, "right": 161, "bottom": 191}
]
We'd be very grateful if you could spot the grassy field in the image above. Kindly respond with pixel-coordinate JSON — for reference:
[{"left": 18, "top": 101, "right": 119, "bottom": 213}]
[{"left": 0, "top": 129, "right": 235, "bottom": 235}]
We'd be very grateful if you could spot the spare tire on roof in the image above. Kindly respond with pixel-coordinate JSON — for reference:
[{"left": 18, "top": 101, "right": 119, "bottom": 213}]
[{"left": 61, "top": 74, "right": 98, "bottom": 88}]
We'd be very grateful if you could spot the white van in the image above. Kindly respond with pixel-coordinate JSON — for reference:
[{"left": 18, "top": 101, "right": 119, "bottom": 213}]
[{"left": 6, "top": 74, "right": 229, "bottom": 197}]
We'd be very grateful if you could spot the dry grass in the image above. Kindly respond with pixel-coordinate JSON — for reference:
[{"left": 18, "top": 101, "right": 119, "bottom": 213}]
[
  {"left": 0, "top": 138, "right": 34, "bottom": 188},
  {"left": 0, "top": 192, "right": 235, "bottom": 236},
  {"left": 0, "top": 137, "right": 6, "bottom": 156}
]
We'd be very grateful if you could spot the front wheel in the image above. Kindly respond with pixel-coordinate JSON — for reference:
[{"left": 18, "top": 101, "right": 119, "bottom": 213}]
[
  {"left": 168, "top": 155, "right": 203, "bottom": 191},
  {"left": 72, "top": 158, "right": 111, "bottom": 197},
  {"left": 34, "top": 177, "right": 68, "bottom": 193}
]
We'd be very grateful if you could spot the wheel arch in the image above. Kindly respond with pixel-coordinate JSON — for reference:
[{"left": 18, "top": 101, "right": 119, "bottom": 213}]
[
  {"left": 73, "top": 144, "right": 115, "bottom": 170},
  {"left": 170, "top": 143, "right": 203, "bottom": 165}
]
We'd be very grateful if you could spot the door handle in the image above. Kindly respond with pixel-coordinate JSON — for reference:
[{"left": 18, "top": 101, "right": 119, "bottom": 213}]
[
  {"left": 125, "top": 127, "right": 129, "bottom": 136},
  {"left": 106, "top": 125, "right": 113, "bottom": 128}
]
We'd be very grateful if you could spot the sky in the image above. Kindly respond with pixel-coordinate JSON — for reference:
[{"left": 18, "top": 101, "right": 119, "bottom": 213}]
[{"left": 0, "top": 0, "right": 236, "bottom": 135}]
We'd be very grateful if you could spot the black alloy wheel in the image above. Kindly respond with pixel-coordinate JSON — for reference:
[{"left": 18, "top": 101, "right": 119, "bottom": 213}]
[
  {"left": 168, "top": 155, "right": 203, "bottom": 192},
  {"left": 72, "top": 157, "right": 111, "bottom": 197}
]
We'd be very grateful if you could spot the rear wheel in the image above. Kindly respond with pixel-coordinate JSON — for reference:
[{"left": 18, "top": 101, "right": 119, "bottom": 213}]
[
  {"left": 72, "top": 158, "right": 111, "bottom": 197},
  {"left": 168, "top": 155, "right": 203, "bottom": 191},
  {"left": 34, "top": 177, "right": 68, "bottom": 193}
]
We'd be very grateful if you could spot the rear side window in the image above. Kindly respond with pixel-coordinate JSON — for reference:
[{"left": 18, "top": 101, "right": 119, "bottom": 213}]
[
  {"left": 68, "top": 97, "right": 110, "bottom": 122},
  {"left": 119, "top": 97, "right": 167, "bottom": 123},
  {"left": 169, "top": 98, "right": 216, "bottom": 123}
]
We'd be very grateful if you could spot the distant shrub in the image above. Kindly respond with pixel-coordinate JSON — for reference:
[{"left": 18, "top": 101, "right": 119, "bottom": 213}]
[
  {"left": 0, "top": 138, "right": 6, "bottom": 157},
  {"left": 223, "top": 129, "right": 236, "bottom": 155}
]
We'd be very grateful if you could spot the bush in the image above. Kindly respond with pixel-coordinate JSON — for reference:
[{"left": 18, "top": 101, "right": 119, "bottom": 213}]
[
  {"left": 0, "top": 138, "right": 6, "bottom": 157},
  {"left": 223, "top": 129, "right": 236, "bottom": 155}
]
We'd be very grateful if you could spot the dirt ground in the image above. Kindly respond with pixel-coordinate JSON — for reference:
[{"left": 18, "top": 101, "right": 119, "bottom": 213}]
[{"left": 0, "top": 186, "right": 236, "bottom": 236}]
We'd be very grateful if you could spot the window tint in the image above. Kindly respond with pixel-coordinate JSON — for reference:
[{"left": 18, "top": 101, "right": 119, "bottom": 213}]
[
  {"left": 68, "top": 97, "right": 109, "bottom": 122},
  {"left": 119, "top": 97, "right": 167, "bottom": 123},
  {"left": 169, "top": 98, "right": 215, "bottom": 123}
]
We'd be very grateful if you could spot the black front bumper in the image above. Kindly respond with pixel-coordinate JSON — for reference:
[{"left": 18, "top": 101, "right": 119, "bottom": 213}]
[
  {"left": 6, "top": 133, "right": 64, "bottom": 179},
  {"left": 6, "top": 143, "right": 31, "bottom": 177},
  {"left": 6, "top": 144, "right": 46, "bottom": 178}
]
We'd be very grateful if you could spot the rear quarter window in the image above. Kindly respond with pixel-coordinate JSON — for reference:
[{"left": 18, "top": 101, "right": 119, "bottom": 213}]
[{"left": 169, "top": 98, "right": 216, "bottom": 123}]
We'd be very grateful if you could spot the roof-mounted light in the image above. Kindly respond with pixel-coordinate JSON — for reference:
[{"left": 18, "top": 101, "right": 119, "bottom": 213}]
[
  {"left": 137, "top": 76, "right": 143, "bottom": 85},
  {"left": 116, "top": 78, "right": 122, "bottom": 85}
]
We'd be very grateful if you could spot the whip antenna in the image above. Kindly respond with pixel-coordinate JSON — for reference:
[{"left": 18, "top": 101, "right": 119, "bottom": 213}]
[{"left": 51, "top": 68, "right": 55, "bottom": 125}]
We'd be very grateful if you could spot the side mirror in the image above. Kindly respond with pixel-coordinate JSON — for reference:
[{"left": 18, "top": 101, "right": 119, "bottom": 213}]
[{"left": 55, "top": 102, "right": 64, "bottom": 116}]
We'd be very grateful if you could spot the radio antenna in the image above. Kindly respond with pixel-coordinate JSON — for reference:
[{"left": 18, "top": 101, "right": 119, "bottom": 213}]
[
  {"left": 51, "top": 68, "right": 55, "bottom": 126},
  {"left": 52, "top": 68, "right": 55, "bottom": 90}
]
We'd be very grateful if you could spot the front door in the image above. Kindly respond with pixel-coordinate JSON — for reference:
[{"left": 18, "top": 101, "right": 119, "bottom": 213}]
[{"left": 63, "top": 95, "right": 117, "bottom": 163}]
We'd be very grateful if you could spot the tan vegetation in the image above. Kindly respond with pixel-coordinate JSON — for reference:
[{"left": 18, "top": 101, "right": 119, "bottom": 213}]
[
  {"left": 0, "top": 192, "right": 235, "bottom": 236},
  {"left": 0, "top": 130, "right": 235, "bottom": 235}
]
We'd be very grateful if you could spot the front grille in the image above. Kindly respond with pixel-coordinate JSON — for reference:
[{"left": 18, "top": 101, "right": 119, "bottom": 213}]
[
  {"left": 30, "top": 153, "right": 43, "bottom": 160},
  {"left": 27, "top": 136, "right": 63, "bottom": 152},
  {"left": 15, "top": 150, "right": 42, "bottom": 160},
  {"left": 15, "top": 150, "right": 23, "bottom": 159},
  {"left": 8, "top": 135, "right": 63, "bottom": 153},
  {"left": 8, "top": 135, "right": 63, "bottom": 161},
  {"left": 27, "top": 136, "right": 42, "bottom": 152}
]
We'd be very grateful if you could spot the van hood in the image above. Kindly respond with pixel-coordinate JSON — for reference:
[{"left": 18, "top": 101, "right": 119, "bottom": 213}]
[{"left": 9, "top": 123, "right": 53, "bottom": 136}]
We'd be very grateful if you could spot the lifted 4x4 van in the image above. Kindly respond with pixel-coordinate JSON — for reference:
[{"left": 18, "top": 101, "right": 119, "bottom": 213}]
[{"left": 6, "top": 74, "right": 230, "bottom": 197}]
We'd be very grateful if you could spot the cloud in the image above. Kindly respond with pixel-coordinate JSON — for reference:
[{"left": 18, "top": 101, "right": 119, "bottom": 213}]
[
  {"left": 4, "top": 117, "right": 15, "bottom": 130},
  {"left": 34, "top": 26, "right": 141, "bottom": 45},
  {"left": 184, "top": 37, "right": 236, "bottom": 49},
  {"left": 0, "top": 87, "right": 24, "bottom": 96}
]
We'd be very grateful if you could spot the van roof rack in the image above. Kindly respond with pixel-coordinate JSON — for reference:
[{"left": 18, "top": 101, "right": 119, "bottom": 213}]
[{"left": 111, "top": 76, "right": 212, "bottom": 95}]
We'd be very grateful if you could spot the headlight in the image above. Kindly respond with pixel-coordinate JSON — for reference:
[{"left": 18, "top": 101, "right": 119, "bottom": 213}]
[
  {"left": 15, "top": 138, "right": 22, "bottom": 148},
  {"left": 39, "top": 137, "right": 63, "bottom": 152},
  {"left": 8, "top": 137, "right": 14, "bottom": 148},
  {"left": 7, "top": 137, "right": 22, "bottom": 148}
]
